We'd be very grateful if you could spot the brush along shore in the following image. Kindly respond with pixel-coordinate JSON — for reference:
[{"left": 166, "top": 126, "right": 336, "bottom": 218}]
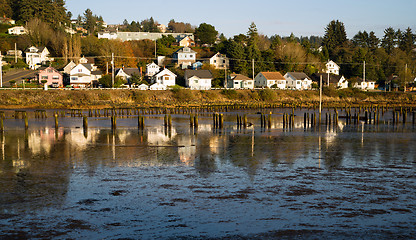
[{"left": 0, "top": 88, "right": 415, "bottom": 109}]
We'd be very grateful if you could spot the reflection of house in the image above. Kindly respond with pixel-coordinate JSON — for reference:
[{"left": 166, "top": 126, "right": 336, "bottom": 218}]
[
  {"left": 185, "top": 70, "right": 213, "bottom": 90},
  {"left": 353, "top": 78, "right": 375, "bottom": 90},
  {"left": 172, "top": 46, "right": 196, "bottom": 69},
  {"left": 146, "top": 62, "right": 160, "bottom": 77},
  {"left": 312, "top": 73, "right": 348, "bottom": 89},
  {"left": 37, "top": 67, "right": 63, "bottom": 87},
  {"left": 25, "top": 46, "right": 52, "bottom": 70},
  {"left": 284, "top": 72, "right": 313, "bottom": 90},
  {"left": 70, "top": 63, "right": 102, "bottom": 88},
  {"left": 325, "top": 60, "right": 340, "bottom": 75},
  {"left": 209, "top": 52, "right": 229, "bottom": 69},
  {"left": 254, "top": 72, "right": 286, "bottom": 89},
  {"left": 228, "top": 74, "right": 254, "bottom": 89},
  {"left": 152, "top": 68, "right": 176, "bottom": 87},
  {"left": 8, "top": 26, "right": 27, "bottom": 35}
]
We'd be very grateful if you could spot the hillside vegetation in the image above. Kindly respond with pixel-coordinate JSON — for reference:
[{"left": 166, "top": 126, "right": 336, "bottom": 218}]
[{"left": 0, "top": 89, "right": 415, "bottom": 109}]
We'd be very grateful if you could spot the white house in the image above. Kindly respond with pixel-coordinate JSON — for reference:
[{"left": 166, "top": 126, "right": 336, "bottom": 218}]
[
  {"left": 284, "top": 72, "right": 313, "bottom": 90},
  {"left": 63, "top": 61, "right": 77, "bottom": 74},
  {"left": 152, "top": 68, "right": 176, "bottom": 87},
  {"left": 312, "top": 73, "right": 348, "bottom": 89},
  {"left": 179, "top": 36, "right": 195, "bottom": 47},
  {"left": 354, "top": 78, "right": 375, "bottom": 90},
  {"left": 325, "top": 60, "right": 340, "bottom": 75},
  {"left": 25, "top": 46, "right": 52, "bottom": 70},
  {"left": 185, "top": 70, "right": 213, "bottom": 90},
  {"left": 149, "top": 82, "right": 167, "bottom": 90},
  {"left": 209, "top": 52, "right": 229, "bottom": 69},
  {"left": 146, "top": 62, "right": 160, "bottom": 77},
  {"left": 254, "top": 72, "right": 286, "bottom": 89},
  {"left": 69, "top": 63, "right": 102, "bottom": 88},
  {"left": 137, "top": 84, "right": 149, "bottom": 90},
  {"left": 116, "top": 68, "right": 141, "bottom": 84},
  {"left": 8, "top": 26, "right": 27, "bottom": 35},
  {"left": 228, "top": 74, "right": 254, "bottom": 89},
  {"left": 172, "top": 46, "right": 196, "bottom": 69}
]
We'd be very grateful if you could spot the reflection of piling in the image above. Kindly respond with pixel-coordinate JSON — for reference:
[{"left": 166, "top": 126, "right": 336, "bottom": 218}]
[
  {"left": 268, "top": 112, "right": 272, "bottom": 128},
  {"left": 138, "top": 115, "right": 145, "bottom": 130},
  {"left": 243, "top": 114, "right": 247, "bottom": 128},
  {"left": 413, "top": 112, "right": 415, "bottom": 126},
  {"left": 111, "top": 116, "right": 117, "bottom": 130},
  {"left": 194, "top": 115, "right": 198, "bottom": 128},
  {"left": 83, "top": 116, "right": 88, "bottom": 130},
  {"left": 219, "top": 114, "right": 224, "bottom": 129},
  {"left": 54, "top": 113, "right": 58, "bottom": 129},
  {"left": 190, "top": 114, "right": 194, "bottom": 127},
  {"left": 24, "top": 112, "right": 28, "bottom": 130},
  {"left": 0, "top": 117, "right": 3, "bottom": 131}
]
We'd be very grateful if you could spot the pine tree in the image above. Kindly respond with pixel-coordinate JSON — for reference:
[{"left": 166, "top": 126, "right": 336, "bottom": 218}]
[
  {"left": 381, "top": 27, "right": 397, "bottom": 54},
  {"left": 322, "top": 20, "right": 348, "bottom": 57},
  {"left": 398, "top": 27, "right": 415, "bottom": 53}
]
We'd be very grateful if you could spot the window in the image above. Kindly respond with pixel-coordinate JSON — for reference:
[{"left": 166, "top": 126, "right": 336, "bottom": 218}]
[
  {"left": 164, "top": 76, "right": 170, "bottom": 80},
  {"left": 53, "top": 76, "right": 59, "bottom": 79},
  {"left": 194, "top": 80, "right": 198, "bottom": 84},
  {"left": 41, "top": 76, "right": 48, "bottom": 80},
  {"left": 78, "top": 69, "right": 82, "bottom": 72},
  {"left": 47, "top": 69, "right": 53, "bottom": 73},
  {"left": 223, "top": 60, "right": 226, "bottom": 63}
]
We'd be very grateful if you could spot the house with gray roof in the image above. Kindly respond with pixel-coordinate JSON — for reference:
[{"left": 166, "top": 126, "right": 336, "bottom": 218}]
[
  {"left": 185, "top": 70, "right": 213, "bottom": 90},
  {"left": 69, "top": 63, "right": 102, "bottom": 88},
  {"left": 25, "top": 46, "right": 53, "bottom": 70},
  {"left": 284, "top": 72, "right": 313, "bottom": 90},
  {"left": 173, "top": 47, "right": 196, "bottom": 69}
]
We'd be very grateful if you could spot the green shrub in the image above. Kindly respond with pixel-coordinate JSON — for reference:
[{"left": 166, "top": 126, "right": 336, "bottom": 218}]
[{"left": 259, "top": 89, "right": 277, "bottom": 101}]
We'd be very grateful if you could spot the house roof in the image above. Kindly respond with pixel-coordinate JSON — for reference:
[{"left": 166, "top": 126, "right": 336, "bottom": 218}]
[
  {"left": 230, "top": 74, "right": 252, "bottom": 81},
  {"left": 81, "top": 63, "right": 93, "bottom": 71},
  {"left": 210, "top": 52, "right": 226, "bottom": 59},
  {"left": 155, "top": 68, "right": 177, "bottom": 77},
  {"left": 174, "top": 47, "right": 196, "bottom": 54},
  {"left": 260, "top": 72, "right": 285, "bottom": 80},
  {"left": 25, "top": 46, "right": 46, "bottom": 53},
  {"left": 91, "top": 70, "right": 102, "bottom": 75},
  {"left": 116, "top": 68, "right": 141, "bottom": 76},
  {"left": 186, "top": 70, "right": 213, "bottom": 79},
  {"left": 312, "top": 73, "right": 345, "bottom": 84},
  {"left": 286, "top": 72, "right": 311, "bottom": 80}
]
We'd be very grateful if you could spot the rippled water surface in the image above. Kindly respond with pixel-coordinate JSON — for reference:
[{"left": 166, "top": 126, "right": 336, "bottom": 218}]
[{"left": 0, "top": 110, "right": 415, "bottom": 239}]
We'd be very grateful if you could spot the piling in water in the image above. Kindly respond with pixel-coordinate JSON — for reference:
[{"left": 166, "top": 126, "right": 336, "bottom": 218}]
[{"left": 83, "top": 116, "right": 88, "bottom": 130}]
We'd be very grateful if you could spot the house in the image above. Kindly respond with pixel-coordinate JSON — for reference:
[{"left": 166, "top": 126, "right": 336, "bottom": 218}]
[
  {"left": 284, "top": 72, "right": 313, "bottom": 90},
  {"left": 116, "top": 68, "right": 141, "bottom": 85},
  {"left": 6, "top": 50, "right": 22, "bottom": 57},
  {"left": 149, "top": 82, "right": 167, "bottom": 90},
  {"left": 37, "top": 67, "right": 63, "bottom": 87},
  {"left": 137, "top": 84, "right": 149, "bottom": 90},
  {"left": 7, "top": 26, "right": 26, "bottom": 35},
  {"left": 172, "top": 46, "right": 196, "bottom": 69},
  {"left": 146, "top": 62, "right": 160, "bottom": 77},
  {"left": 63, "top": 61, "right": 77, "bottom": 74},
  {"left": 25, "top": 46, "right": 52, "bottom": 70},
  {"left": 209, "top": 52, "right": 229, "bottom": 69},
  {"left": 192, "top": 61, "right": 203, "bottom": 70},
  {"left": 228, "top": 74, "right": 254, "bottom": 89},
  {"left": 152, "top": 68, "right": 176, "bottom": 87},
  {"left": 185, "top": 70, "right": 213, "bottom": 90},
  {"left": 312, "top": 73, "right": 348, "bottom": 89},
  {"left": 69, "top": 63, "right": 102, "bottom": 88},
  {"left": 353, "top": 78, "right": 375, "bottom": 90},
  {"left": 179, "top": 36, "right": 195, "bottom": 47},
  {"left": 157, "top": 24, "right": 167, "bottom": 33},
  {"left": 0, "top": 17, "right": 15, "bottom": 24},
  {"left": 325, "top": 60, "right": 340, "bottom": 75},
  {"left": 254, "top": 72, "right": 286, "bottom": 89}
]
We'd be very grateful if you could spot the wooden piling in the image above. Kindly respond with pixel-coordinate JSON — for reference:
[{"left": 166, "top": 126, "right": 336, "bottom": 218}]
[
  {"left": 24, "top": 112, "right": 28, "bottom": 130},
  {"left": 54, "top": 113, "right": 58, "bottom": 129},
  {"left": 83, "top": 116, "right": 88, "bottom": 130}
]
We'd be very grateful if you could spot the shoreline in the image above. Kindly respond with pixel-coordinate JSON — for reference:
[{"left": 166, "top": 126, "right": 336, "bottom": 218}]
[{"left": 0, "top": 89, "right": 415, "bottom": 109}]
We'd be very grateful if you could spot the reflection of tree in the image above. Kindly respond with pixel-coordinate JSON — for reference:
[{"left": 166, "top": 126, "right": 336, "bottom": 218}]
[{"left": 194, "top": 136, "right": 217, "bottom": 178}]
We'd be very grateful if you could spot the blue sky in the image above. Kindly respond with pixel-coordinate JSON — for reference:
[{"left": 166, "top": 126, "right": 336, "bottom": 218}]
[{"left": 66, "top": 0, "right": 416, "bottom": 38}]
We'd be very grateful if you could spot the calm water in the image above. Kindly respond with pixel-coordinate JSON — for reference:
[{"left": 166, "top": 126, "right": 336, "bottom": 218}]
[{"left": 0, "top": 110, "right": 415, "bottom": 239}]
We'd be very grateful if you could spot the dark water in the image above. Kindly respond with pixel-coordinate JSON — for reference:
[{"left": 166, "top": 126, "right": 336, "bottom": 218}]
[{"left": 0, "top": 111, "right": 415, "bottom": 239}]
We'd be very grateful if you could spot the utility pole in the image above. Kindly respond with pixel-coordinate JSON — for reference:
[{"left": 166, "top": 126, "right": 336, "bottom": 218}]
[
  {"left": 154, "top": 40, "right": 157, "bottom": 58},
  {"left": 111, "top": 53, "right": 115, "bottom": 88},
  {"left": 363, "top": 61, "right": 366, "bottom": 82},
  {"left": 405, "top": 63, "right": 407, "bottom": 92},
  {"left": 15, "top": 43, "right": 17, "bottom": 63},
  {"left": 224, "top": 63, "right": 227, "bottom": 89},
  {"left": 0, "top": 51, "right": 2, "bottom": 88},
  {"left": 319, "top": 75, "right": 322, "bottom": 115},
  {"left": 252, "top": 59, "right": 254, "bottom": 81}
]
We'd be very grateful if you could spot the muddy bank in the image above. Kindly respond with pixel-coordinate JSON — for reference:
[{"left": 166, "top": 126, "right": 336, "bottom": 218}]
[{"left": 0, "top": 88, "right": 415, "bottom": 109}]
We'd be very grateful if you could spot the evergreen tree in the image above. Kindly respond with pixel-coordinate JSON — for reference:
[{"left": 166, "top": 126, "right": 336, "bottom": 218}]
[
  {"left": 194, "top": 23, "right": 218, "bottom": 45},
  {"left": 0, "top": 0, "right": 12, "bottom": 18},
  {"left": 398, "top": 27, "right": 415, "bottom": 53},
  {"left": 322, "top": 20, "right": 348, "bottom": 57},
  {"left": 368, "top": 31, "right": 380, "bottom": 51},
  {"left": 381, "top": 27, "right": 397, "bottom": 54},
  {"left": 246, "top": 22, "right": 264, "bottom": 76},
  {"left": 352, "top": 31, "right": 369, "bottom": 48}
]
